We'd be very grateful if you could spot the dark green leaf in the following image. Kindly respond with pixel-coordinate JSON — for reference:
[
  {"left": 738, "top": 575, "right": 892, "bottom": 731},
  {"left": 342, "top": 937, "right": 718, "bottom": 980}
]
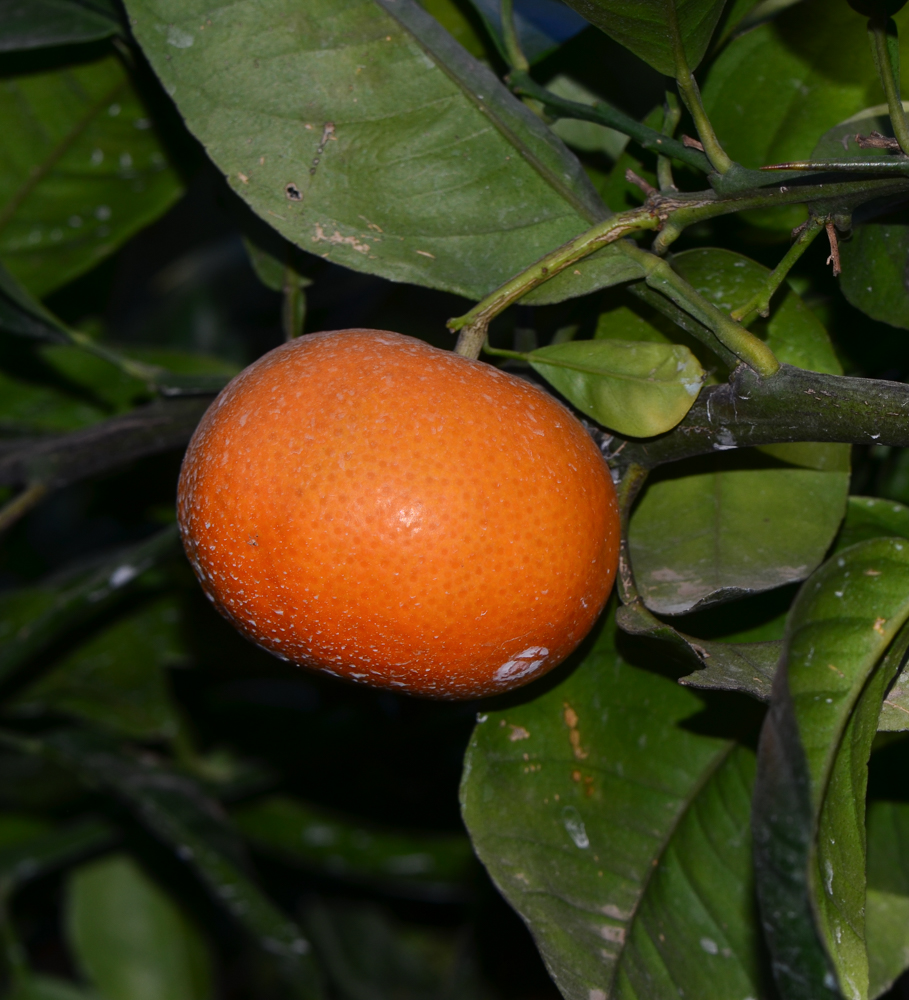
[
  {"left": 9, "top": 975, "right": 101, "bottom": 1000},
  {"left": 0, "top": 53, "right": 183, "bottom": 297},
  {"left": 304, "top": 897, "right": 495, "bottom": 1000},
  {"left": 702, "top": 0, "right": 909, "bottom": 168},
  {"left": 866, "top": 800, "right": 909, "bottom": 998},
  {"left": 753, "top": 538, "right": 909, "bottom": 999},
  {"left": 554, "top": 0, "right": 728, "bottom": 76},
  {"left": 0, "top": 816, "right": 117, "bottom": 890},
  {"left": 628, "top": 248, "right": 849, "bottom": 615},
  {"left": 525, "top": 339, "right": 703, "bottom": 436},
  {"left": 122, "top": 0, "right": 622, "bottom": 303},
  {"left": 616, "top": 599, "right": 780, "bottom": 700},
  {"left": 810, "top": 107, "right": 909, "bottom": 330},
  {"left": 848, "top": 0, "right": 908, "bottom": 16},
  {"left": 0, "top": 527, "right": 178, "bottom": 685},
  {"left": 36, "top": 729, "right": 324, "bottom": 999},
  {"left": 67, "top": 853, "right": 213, "bottom": 1000},
  {"left": 0, "top": 261, "right": 68, "bottom": 342},
  {"left": 233, "top": 796, "right": 476, "bottom": 899},
  {"left": 836, "top": 495, "right": 909, "bottom": 553},
  {"left": 10, "top": 597, "right": 186, "bottom": 741},
  {"left": 461, "top": 610, "right": 766, "bottom": 1000},
  {"left": 0, "top": 1, "right": 120, "bottom": 53},
  {"left": 0, "top": 370, "right": 107, "bottom": 436}
]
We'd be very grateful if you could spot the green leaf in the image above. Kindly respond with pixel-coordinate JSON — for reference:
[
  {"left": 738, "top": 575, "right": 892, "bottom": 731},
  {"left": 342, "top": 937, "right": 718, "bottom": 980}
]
[
  {"left": 233, "top": 795, "right": 476, "bottom": 898},
  {"left": 836, "top": 495, "right": 909, "bottom": 553},
  {"left": 702, "top": 0, "right": 909, "bottom": 168},
  {"left": 0, "top": 261, "right": 68, "bottom": 342},
  {"left": 0, "top": 52, "right": 183, "bottom": 297},
  {"left": 122, "top": 0, "right": 626, "bottom": 304},
  {"left": 303, "top": 897, "right": 496, "bottom": 1000},
  {"left": 35, "top": 728, "right": 325, "bottom": 999},
  {"left": 616, "top": 600, "right": 781, "bottom": 700},
  {"left": 0, "top": 369, "right": 107, "bottom": 435},
  {"left": 461, "top": 610, "right": 766, "bottom": 1000},
  {"left": 524, "top": 338, "right": 704, "bottom": 437},
  {"left": 9, "top": 976, "right": 101, "bottom": 1000},
  {"left": 627, "top": 248, "right": 849, "bottom": 615},
  {"left": 553, "top": 0, "right": 728, "bottom": 76},
  {"left": 67, "top": 853, "right": 213, "bottom": 1000},
  {"left": 10, "top": 598, "right": 186, "bottom": 741},
  {"left": 810, "top": 106, "right": 909, "bottom": 330},
  {"left": 866, "top": 800, "right": 909, "bottom": 998},
  {"left": 0, "top": 527, "right": 178, "bottom": 686},
  {"left": 0, "top": 816, "right": 117, "bottom": 890},
  {"left": 461, "top": 0, "right": 587, "bottom": 64},
  {"left": 0, "top": 1, "right": 120, "bottom": 53},
  {"left": 753, "top": 537, "right": 909, "bottom": 999}
]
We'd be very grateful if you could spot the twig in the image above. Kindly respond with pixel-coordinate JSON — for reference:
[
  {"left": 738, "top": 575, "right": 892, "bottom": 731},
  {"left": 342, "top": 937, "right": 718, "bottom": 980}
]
[
  {"left": 856, "top": 131, "right": 903, "bottom": 152},
  {"left": 0, "top": 482, "right": 47, "bottom": 534},
  {"left": 682, "top": 135, "right": 705, "bottom": 151},
  {"left": 826, "top": 219, "right": 842, "bottom": 276},
  {"left": 730, "top": 217, "right": 825, "bottom": 324},
  {"left": 658, "top": 93, "right": 682, "bottom": 192},
  {"left": 868, "top": 15, "right": 909, "bottom": 156},
  {"left": 625, "top": 169, "right": 657, "bottom": 196}
]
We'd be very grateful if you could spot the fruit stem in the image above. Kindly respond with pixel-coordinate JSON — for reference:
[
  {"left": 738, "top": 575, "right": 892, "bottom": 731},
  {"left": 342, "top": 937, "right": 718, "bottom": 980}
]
[{"left": 613, "top": 462, "right": 648, "bottom": 607}]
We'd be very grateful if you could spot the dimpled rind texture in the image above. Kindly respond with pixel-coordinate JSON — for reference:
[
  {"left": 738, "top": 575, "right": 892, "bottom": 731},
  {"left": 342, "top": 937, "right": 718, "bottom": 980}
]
[{"left": 177, "top": 329, "right": 619, "bottom": 699}]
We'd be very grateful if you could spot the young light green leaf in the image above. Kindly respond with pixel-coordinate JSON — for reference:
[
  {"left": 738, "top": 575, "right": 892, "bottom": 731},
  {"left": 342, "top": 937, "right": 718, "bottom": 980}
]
[
  {"left": 554, "top": 0, "right": 728, "bottom": 76},
  {"left": 121, "top": 0, "right": 632, "bottom": 304},
  {"left": 461, "top": 610, "right": 766, "bottom": 1000},
  {"left": 67, "top": 853, "right": 213, "bottom": 1000},
  {"left": 703, "top": 0, "right": 909, "bottom": 170},
  {"left": 0, "top": 0, "right": 120, "bottom": 53},
  {"left": 525, "top": 338, "right": 704, "bottom": 437},
  {"left": 866, "top": 800, "right": 909, "bottom": 998},
  {"left": 233, "top": 796, "right": 476, "bottom": 899},
  {"left": 753, "top": 538, "right": 909, "bottom": 1000},
  {"left": 0, "top": 53, "right": 182, "bottom": 297},
  {"left": 628, "top": 248, "right": 849, "bottom": 615},
  {"left": 10, "top": 598, "right": 187, "bottom": 741}
]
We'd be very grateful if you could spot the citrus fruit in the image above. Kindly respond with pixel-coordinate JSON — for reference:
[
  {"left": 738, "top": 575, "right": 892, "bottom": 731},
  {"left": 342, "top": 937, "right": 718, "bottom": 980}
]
[{"left": 177, "top": 329, "right": 619, "bottom": 699}]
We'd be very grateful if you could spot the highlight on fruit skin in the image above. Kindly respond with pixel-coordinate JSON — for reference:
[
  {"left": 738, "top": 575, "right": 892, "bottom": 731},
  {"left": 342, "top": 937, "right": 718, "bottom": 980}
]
[{"left": 177, "top": 329, "right": 620, "bottom": 699}]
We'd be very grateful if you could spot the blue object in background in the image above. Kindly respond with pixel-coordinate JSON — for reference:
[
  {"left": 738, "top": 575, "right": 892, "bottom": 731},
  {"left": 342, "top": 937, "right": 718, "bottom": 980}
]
[{"left": 466, "top": 0, "right": 589, "bottom": 63}]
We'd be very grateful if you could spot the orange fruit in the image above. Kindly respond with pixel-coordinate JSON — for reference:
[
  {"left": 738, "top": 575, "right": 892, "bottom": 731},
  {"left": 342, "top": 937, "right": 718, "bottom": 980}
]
[{"left": 177, "top": 329, "right": 619, "bottom": 699}]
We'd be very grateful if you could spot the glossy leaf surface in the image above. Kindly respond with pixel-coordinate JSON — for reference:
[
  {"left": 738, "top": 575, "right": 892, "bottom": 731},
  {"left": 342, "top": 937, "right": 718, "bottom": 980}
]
[
  {"left": 628, "top": 248, "right": 849, "bottom": 615},
  {"left": 753, "top": 538, "right": 909, "bottom": 999},
  {"left": 526, "top": 338, "right": 703, "bottom": 437},
  {"left": 461, "top": 611, "right": 766, "bottom": 1000},
  {"left": 0, "top": 1, "right": 119, "bottom": 52},
  {"left": 68, "top": 853, "right": 213, "bottom": 1000},
  {"left": 121, "top": 0, "right": 640, "bottom": 304},
  {"left": 554, "top": 0, "right": 728, "bottom": 76}
]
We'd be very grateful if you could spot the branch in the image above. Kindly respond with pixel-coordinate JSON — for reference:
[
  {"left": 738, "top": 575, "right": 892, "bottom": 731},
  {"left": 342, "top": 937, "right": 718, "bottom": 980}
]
[
  {"left": 0, "top": 396, "right": 212, "bottom": 491},
  {"left": 607, "top": 364, "right": 909, "bottom": 475}
]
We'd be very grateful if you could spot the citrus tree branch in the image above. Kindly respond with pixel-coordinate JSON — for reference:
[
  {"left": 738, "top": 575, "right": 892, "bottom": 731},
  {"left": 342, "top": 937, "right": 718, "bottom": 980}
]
[
  {"left": 868, "top": 15, "right": 909, "bottom": 155},
  {"left": 604, "top": 364, "right": 909, "bottom": 477}
]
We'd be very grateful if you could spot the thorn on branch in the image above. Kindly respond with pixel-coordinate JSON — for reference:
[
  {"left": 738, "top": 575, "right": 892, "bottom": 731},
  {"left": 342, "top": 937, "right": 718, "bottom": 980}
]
[
  {"left": 681, "top": 135, "right": 705, "bottom": 151},
  {"left": 625, "top": 169, "right": 657, "bottom": 196},
  {"left": 854, "top": 131, "right": 904, "bottom": 153},
  {"left": 826, "top": 219, "right": 842, "bottom": 277}
]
